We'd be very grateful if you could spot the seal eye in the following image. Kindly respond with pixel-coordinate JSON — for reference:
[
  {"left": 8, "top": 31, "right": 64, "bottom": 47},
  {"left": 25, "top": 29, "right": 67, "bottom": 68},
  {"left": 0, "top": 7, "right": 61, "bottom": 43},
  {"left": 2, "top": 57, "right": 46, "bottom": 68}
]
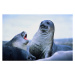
[
  {"left": 47, "top": 22, "right": 50, "bottom": 24},
  {"left": 21, "top": 31, "right": 25, "bottom": 37}
]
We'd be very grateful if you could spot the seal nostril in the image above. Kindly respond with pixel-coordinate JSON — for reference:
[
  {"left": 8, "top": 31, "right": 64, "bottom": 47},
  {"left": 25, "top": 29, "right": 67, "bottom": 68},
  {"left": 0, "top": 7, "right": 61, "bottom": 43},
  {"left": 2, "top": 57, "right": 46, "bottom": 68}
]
[
  {"left": 40, "top": 24, "right": 48, "bottom": 29},
  {"left": 40, "top": 24, "right": 45, "bottom": 28}
]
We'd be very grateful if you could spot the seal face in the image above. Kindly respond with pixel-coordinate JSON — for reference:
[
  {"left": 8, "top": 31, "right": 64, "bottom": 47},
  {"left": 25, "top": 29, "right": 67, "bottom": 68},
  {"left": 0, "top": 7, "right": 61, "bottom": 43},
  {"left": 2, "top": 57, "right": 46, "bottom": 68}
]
[
  {"left": 40, "top": 20, "right": 54, "bottom": 33},
  {"left": 6, "top": 31, "right": 29, "bottom": 50},
  {"left": 29, "top": 20, "right": 55, "bottom": 59}
]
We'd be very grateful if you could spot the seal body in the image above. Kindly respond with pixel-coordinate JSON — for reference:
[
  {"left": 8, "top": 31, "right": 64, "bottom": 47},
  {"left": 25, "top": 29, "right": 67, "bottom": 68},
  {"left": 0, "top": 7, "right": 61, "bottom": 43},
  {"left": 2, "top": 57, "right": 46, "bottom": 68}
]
[
  {"left": 52, "top": 43, "right": 72, "bottom": 54},
  {"left": 37, "top": 51, "right": 73, "bottom": 61},
  {"left": 29, "top": 20, "right": 54, "bottom": 59},
  {"left": 3, "top": 31, "right": 36, "bottom": 60},
  {"left": 3, "top": 45, "right": 29, "bottom": 60}
]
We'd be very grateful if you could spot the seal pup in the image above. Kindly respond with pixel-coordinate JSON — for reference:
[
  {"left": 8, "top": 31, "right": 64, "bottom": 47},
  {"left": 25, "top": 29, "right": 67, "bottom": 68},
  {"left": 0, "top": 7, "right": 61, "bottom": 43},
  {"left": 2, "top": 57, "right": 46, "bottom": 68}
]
[
  {"left": 37, "top": 51, "right": 73, "bottom": 61},
  {"left": 29, "top": 20, "right": 72, "bottom": 59},
  {"left": 3, "top": 31, "right": 36, "bottom": 60},
  {"left": 29, "top": 20, "right": 55, "bottom": 59}
]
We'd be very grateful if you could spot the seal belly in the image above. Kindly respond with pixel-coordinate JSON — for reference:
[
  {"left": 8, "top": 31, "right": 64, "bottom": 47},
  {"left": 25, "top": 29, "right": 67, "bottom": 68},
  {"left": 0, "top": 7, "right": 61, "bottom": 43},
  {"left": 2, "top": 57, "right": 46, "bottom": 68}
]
[{"left": 29, "top": 44, "right": 44, "bottom": 59}]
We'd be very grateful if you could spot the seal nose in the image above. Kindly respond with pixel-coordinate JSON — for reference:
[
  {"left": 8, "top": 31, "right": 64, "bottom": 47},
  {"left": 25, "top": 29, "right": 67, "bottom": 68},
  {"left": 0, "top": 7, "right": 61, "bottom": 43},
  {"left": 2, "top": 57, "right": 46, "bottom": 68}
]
[
  {"left": 40, "top": 24, "right": 48, "bottom": 29},
  {"left": 40, "top": 24, "right": 45, "bottom": 28}
]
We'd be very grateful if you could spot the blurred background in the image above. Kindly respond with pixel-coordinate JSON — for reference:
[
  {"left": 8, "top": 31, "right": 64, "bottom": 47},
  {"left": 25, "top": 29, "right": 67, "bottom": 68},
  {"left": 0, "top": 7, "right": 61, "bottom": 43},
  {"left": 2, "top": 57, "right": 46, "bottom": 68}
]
[{"left": 2, "top": 14, "right": 73, "bottom": 47}]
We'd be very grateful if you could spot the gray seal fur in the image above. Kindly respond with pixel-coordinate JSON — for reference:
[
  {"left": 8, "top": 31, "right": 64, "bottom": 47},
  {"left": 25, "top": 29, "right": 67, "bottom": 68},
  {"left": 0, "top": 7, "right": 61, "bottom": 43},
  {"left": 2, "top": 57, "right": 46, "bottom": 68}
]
[{"left": 29, "top": 20, "right": 54, "bottom": 59}]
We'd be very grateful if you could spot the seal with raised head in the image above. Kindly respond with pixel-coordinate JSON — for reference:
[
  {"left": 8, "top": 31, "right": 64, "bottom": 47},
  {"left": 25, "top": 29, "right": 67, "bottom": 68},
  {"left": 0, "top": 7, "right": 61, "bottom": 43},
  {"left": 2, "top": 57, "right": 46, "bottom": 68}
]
[
  {"left": 3, "top": 31, "right": 36, "bottom": 60},
  {"left": 5, "top": 31, "right": 29, "bottom": 50},
  {"left": 29, "top": 20, "right": 72, "bottom": 59},
  {"left": 29, "top": 20, "right": 54, "bottom": 59}
]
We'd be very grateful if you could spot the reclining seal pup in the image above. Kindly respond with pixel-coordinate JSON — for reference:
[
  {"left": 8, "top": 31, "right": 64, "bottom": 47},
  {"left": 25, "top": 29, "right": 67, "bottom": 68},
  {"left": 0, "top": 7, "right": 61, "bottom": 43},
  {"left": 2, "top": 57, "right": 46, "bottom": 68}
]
[
  {"left": 37, "top": 51, "right": 73, "bottom": 61},
  {"left": 29, "top": 20, "right": 72, "bottom": 59},
  {"left": 3, "top": 31, "right": 36, "bottom": 60}
]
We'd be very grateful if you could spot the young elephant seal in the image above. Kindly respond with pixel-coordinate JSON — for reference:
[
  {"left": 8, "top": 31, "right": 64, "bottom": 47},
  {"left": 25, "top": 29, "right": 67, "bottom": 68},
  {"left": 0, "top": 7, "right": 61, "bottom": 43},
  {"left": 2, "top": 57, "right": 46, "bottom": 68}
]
[
  {"left": 29, "top": 20, "right": 54, "bottom": 59},
  {"left": 29, "top": 20, "right": 72, "bottom": 59},
  {"left": 3, "top": 31, "right": 36, "bottom": 60}
]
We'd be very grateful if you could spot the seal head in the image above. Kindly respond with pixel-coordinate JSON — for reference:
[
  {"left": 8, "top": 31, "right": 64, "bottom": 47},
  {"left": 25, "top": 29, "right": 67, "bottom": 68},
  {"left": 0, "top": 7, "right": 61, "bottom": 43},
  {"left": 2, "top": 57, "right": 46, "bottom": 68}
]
[
  {"left": 40, "top": 20, "right": 54, "bottom": 33},
  {"left": 5, "top": 31, "right": 29, "bottom": 50}
]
